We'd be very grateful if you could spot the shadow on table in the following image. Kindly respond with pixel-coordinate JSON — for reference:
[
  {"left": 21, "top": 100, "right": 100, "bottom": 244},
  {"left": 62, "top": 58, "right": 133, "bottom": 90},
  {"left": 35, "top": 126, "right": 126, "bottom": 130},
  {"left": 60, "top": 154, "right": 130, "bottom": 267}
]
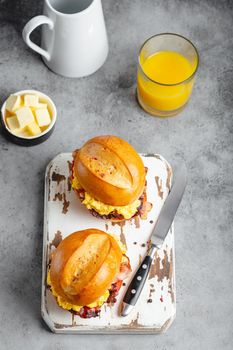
[
  {"left": 0, "top": 0, "right": 43, "bottom": 31},
  {"left": 0, "top": 0, "right": 46, "bottom": 107},
  {"left": 0, "top": 0, "right": 43, "bottom": 44},
  {"left": 1, "top": 163, "right": 47, "bottom": 329}
]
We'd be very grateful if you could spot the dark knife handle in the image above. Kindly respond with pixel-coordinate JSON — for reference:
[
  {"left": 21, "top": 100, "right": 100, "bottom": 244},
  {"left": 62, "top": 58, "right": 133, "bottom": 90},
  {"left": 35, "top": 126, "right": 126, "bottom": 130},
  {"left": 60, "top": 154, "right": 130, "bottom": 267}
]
[{"left": 123, "top": 255, "right": 152, "bottom": 306}]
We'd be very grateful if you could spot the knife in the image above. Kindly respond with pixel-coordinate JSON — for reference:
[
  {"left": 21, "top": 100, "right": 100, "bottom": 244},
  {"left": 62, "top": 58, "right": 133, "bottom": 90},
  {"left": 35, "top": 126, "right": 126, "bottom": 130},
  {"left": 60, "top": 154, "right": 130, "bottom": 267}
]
[{"left": 121, "top": 164, "right": 187, "bottom": 317}]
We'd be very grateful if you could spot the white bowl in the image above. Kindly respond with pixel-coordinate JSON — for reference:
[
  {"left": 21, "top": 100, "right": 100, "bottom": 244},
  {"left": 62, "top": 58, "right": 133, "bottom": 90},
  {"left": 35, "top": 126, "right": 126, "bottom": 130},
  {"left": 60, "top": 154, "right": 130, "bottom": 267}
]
[{"left": 1, "top": 89, "right": 57, "bottom": 146}]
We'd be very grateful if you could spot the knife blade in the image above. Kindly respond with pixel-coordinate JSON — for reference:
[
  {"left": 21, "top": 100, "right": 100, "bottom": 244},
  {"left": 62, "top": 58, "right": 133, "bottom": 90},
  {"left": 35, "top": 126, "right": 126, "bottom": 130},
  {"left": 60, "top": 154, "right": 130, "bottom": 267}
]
[{"left": 121, "top": 164, "right": 187, "bottom": 317}]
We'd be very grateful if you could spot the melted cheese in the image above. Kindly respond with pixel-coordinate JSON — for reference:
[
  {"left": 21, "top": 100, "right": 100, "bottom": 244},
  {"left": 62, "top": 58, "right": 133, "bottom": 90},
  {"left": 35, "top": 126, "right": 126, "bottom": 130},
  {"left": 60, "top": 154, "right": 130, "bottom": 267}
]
[{"left": 71, "top": 176, "right": 140, "bottom": 219}]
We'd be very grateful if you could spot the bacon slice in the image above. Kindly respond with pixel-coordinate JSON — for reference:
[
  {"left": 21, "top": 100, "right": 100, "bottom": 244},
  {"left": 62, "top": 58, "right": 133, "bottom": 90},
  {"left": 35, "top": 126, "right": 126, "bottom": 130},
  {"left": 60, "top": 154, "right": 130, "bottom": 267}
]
[
  {"left": 115, "top": 256, "right": 132, "bottom": 281},
  {"left": 71, "top": 306, "right": 101, "bottom": 319}
]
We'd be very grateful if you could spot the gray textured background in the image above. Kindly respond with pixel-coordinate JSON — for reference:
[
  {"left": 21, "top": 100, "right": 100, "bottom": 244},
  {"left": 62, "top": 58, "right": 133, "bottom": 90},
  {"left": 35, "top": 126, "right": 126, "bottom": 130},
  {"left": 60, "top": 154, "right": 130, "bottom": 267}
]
[{"left": 0, "top": 0, "right": 233, "bottom": 349}]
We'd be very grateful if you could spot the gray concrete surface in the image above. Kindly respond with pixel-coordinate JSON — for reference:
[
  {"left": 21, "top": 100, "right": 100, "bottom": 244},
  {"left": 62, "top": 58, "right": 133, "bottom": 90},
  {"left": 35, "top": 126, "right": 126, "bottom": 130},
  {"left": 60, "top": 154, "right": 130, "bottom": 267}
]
[{"left": 0, "top": 0, "right": 233, "bottom": 349}]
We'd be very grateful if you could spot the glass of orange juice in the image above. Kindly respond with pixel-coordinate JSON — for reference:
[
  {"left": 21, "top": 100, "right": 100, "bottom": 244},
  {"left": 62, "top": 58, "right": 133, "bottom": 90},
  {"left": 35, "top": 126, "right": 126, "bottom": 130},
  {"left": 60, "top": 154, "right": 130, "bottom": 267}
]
[{"left": 137, "top": 33, "right": 199, "bottom": 117}]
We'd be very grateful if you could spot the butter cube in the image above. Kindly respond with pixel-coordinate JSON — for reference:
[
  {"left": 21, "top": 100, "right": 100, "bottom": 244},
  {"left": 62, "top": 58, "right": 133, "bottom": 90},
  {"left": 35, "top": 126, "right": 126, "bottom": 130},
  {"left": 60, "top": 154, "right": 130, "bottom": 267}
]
[
  {"left": 35, "top": 108, "right": 51, "bottom": 127},
  {"left": 31, "top": 103, "right": 47, "bottom": 115},
  {"left": 6, "top": 115, "right": 20, "bottom": 131},
  {"left": 27, "top": 121, "right": 41, "bottom": 136},
  {"left": 36, "top": 103, "right": 47, "bottom": 109},
  {"left": 24, "top": 94, "right": 39, "bottom": 107},
  {"left": 40, "top": 125, "right": 49, "bottom": 132},
  {"left": 15, "top": 107, "right": 35, "bottom": 128},
  {"left": 5, "top": 95, "right": 22, "bottom": 113},
  {"left": 14, "top": 129, "right": 31, "bottom": 138}
]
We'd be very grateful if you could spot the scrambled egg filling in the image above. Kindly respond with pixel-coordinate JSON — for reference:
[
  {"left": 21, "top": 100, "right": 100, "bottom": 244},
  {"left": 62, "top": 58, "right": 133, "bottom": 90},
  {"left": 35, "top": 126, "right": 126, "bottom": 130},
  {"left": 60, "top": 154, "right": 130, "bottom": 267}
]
[{"left": 71, "top": 175, "right": 141, "bottom": 219}]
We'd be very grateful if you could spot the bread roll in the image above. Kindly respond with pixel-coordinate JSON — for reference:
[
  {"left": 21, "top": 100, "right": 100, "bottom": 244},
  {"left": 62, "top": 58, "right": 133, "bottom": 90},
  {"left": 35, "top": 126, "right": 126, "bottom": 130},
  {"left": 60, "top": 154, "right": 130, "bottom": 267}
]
[
  {"left": 73, "top": 135, "right": 145, "bottom": 206},
  {"left": 50, "top": 229, "right": 122, "bottom": 306}
]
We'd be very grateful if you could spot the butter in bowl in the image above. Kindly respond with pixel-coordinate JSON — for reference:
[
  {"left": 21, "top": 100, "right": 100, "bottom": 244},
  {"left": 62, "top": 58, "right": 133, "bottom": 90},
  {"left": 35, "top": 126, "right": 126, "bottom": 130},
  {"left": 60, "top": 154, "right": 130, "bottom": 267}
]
[{"left": 1, "top": 90, "right": 57, "bottom": 146}]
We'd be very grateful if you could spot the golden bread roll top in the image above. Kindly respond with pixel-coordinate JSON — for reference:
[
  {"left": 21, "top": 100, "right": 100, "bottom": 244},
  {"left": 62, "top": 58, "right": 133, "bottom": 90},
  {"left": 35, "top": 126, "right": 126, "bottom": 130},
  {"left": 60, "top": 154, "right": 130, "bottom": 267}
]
[
  {"left": 50, "top": 229, "right": 122, "bottom": 306},
  {"left": 74, "top": 135, "right": 145, "bottom": 205}
]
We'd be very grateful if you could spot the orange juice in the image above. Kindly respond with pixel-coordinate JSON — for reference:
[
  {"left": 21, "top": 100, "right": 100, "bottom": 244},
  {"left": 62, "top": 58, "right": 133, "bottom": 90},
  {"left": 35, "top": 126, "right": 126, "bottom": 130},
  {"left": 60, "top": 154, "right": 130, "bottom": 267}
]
[{"left": 137, "top": 51, "right": 196, "bottom": 116}]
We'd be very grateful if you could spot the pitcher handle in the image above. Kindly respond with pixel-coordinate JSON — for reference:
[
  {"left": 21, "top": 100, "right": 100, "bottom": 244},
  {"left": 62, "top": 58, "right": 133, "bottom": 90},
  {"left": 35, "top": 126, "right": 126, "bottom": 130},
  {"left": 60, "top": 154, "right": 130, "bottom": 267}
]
[{"left": 22, "top": 15, "right": 54, "bottom": 61}]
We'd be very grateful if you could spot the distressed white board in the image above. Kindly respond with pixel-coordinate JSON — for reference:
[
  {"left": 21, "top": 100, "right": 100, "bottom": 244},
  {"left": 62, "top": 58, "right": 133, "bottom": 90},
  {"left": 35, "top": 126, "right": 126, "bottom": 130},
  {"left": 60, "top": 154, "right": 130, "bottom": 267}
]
[{"left": 41, "top": 153, "right": 175, "bottom": 334}]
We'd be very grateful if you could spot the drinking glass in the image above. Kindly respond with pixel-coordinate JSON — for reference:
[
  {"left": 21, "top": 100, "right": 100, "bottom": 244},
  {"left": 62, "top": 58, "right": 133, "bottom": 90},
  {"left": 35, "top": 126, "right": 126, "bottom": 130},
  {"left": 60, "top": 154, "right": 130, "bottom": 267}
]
[{"left": 137, "top": 33, "right": 199, "bottom": 117}]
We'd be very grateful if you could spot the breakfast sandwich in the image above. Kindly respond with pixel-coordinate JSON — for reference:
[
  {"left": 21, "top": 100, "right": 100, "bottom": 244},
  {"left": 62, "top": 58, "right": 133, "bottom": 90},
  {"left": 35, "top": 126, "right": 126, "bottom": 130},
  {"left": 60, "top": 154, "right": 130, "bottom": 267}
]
[
  {"left": 47, "top": 229, "right": 131, "bottom": 318},
  {"left": 71, "top": 135, "right": 151, "bottom": 221}
]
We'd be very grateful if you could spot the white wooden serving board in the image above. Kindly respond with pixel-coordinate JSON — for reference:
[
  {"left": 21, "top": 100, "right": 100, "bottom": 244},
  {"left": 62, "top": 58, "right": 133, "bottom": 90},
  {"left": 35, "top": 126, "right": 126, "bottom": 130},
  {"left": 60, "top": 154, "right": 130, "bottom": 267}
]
[{"left": 41, "top": 153, "right": 175, "bottom": 334}]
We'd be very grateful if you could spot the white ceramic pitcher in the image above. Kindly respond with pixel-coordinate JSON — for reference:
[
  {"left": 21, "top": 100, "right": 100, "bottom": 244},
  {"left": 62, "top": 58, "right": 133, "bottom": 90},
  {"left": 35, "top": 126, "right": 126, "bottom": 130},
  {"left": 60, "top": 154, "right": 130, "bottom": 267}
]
[{"left": 22, "top": 0, "right": 108, "bottom": 78}]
